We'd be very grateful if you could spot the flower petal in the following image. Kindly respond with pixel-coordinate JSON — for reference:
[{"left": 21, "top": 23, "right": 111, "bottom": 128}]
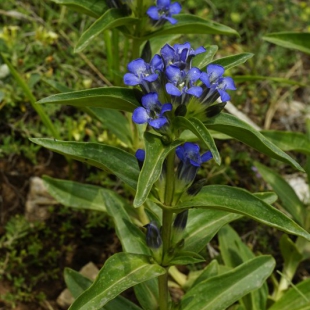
[
  {"left": 166, "top": 83, "right": 182, "bottom": 96},
  {"left": 149, "top": 117, "right": 168, "bottom": 129},
  {"left": 141, "top": 92, "right": 159, "bottom": 109},
  {"left": 135, "top": 149, "right": 146, "bottom": 161},
  {"left": 187, "top": 67, "right": 201, "bottom": 83},
  {"left": 193, "top": 46, "right": 206, "bottom": 55},
  {"left": 166, "top": 65, "right": 181, "bottom": 83},
  {"left": 206, "top": 64, "right": 225, "bottom": 82},
  {"left": 218, "top": 89, "right": 230, "bottom": 102},
  {"left": 124, "top": 73, "right": 140, "bottom": 86},
  {"left": 150, "top": 54, "right": 164, "bottom": 71},
  {"left": 128, "top": 58, "right": 147, "bottom": 75},
  {"left": 147, "top": 6, "right": 160, "bottom": 20},
  {"left": 183, "top": 142, "right": 200, "bottom": 155},
  {"left": 157, "top": 0, "right": 171, "bottom": 8},
  {"left": 201, "top": 150, "right": 213, "bottom": 163},
  {"left": 200, "top": 72, "right": 211, "bottom": 88},
  {"left": 169, "top": 2, "right": 182, "bottom": 14},
  {"left": 161, "top": 103, "right": 172, "bottom": 114},
  {"left": 219, "top": 77, "right": 237, "bottom": 90},
  {"left": 160, "top": 44, "right": 175, "bottom": 64},
  {"left": 132, "top": 107, "right": 149, "bottom": 124},
  {"left": 186, "top": 86, "right": 203, "bottom": 97},
  {"left": 165, "top": 16, "right": 178, "bottom": 24},
  {"left": 176, "top": 145, "right": 185, "bottom": 161},
  {"left": 144, "top": 73, "right": 158, "bottom": 82}
]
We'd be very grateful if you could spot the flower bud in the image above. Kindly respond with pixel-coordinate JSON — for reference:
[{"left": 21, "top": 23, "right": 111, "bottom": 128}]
[{"left": 145, "top": 221, "right": 162, "bottom": 249}]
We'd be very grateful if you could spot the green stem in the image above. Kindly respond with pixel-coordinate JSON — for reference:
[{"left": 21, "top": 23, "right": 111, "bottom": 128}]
[
  {"left": 158, "top": 271, "right": 169, "bottom": 310},
  {"left": 164, "top": 150, "right": 176, "bottom": 206},
  {"left": 112, "top": 29, "right": 120, "bottom": 85},
  {"left": 103, "top": 31, "right": 113, "bottom": 81},
  {"left": 131, "top": 38, "right": 142, "bottom": 59}
]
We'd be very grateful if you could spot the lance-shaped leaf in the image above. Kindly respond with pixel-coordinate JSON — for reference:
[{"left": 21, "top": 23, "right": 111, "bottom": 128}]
[
  {"left": 65, "top": 268, "right": 142, "bottom": 309},
  {"left": 134, "top": 278, "right": 159, "bottom": 310},
  {"left": 209, "top": 53, "right": 254, "bottom": 70},
  {"left": 133, "top": 133, "right": 182, "bottom": 207},
  {"left": 254, "top": 161, "right": 306, "bottom": 226},
  {"left": 37, "top": 87, "right": 141, "bottom": 112},
  {"left": 183, "top": 192, "right": 274, "bottom": 254},
  {"left": 43, "top": 176, "right": 107, "bottom": 212},
  {"left": 143, "top": 14, "right": 238, "bottom": 39},
  {"left": 263, "top": 32, "right": 310, "bottom": 55},
  {"left": 177, "top": 185, "right": 310, "bottom": 241},
  {"left": 204, "top": 113, "right": 303, "bottom": 171},
  {"left": 175, "top": 116, "right": 221, "bottom": 165},
  {"left": 69, "top": 253, "right": 165, "bottom": 310},
  {"left": 269, "top": 277, "right": 310, "bottom": 310},
  {"left": 192, "top": 45, "right": 218, "bottom": 70},
  {"left": 75, "top": 9, "right": 138, "bottom": 52},
  {"left": 30, "top": 139, "right": 139, "bottom": 189},
  {"left": 219, "top": 225, "right": 268, "bottom": 310},
  {"left": 103, "top": 190, "right": 151, "bottom": 256},
  {"left": 51, "top": 0, "right": 107, "bottom": 18},
  {"left": 183, "top": 209, "right": 240, "bottom": 253},
  {"left": 261, "top": 130, "right": 310, "bottom": 155},
  {"left": 181, "top": 256, "right": 275, "bottom": 310}
]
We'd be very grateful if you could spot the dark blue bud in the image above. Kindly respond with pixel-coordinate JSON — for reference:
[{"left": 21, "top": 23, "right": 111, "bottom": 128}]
[
  {"left": 145, "top": 221, "right": 162, "bottom": 249},
  {"left": 173, "top": 210, "right": 188, "bottom": 231}
]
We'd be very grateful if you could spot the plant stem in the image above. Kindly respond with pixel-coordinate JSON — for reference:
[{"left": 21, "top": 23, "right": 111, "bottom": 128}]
[
  {"left": 131, "top": 38, "right": 142, "bottom": 59},
  {"left": 158, "top": 271, "right": 169, "bottom": 310}
]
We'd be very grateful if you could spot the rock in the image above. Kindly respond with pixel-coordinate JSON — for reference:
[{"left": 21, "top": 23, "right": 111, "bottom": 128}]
[
  {"left": 57, "top": 262, "right": 99, "bottom": 309},
  {"left": 25, "top": 177, "right": 58, "bottom": 222}
]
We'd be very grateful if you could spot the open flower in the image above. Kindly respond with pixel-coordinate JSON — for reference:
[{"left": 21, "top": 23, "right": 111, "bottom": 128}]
[
  {"left": 160, "top": 42, "right": 205, "bottom": 69},
  {"left": 176, "top": 142, "right": 213, "bottom": 183},
  {"left": 132, "top": 92, "right": 172, "bottom": 129},
  {"left": 124, "top": 56, "right": 163, "bottom": 92},
  {"left": 200, "top": 64, "right": 236, "bottom": 102},
  {"left": 147, "top": 0, "right": 182, "bottom": 25},
  {"left": 165, "top": 66, "right": 202, "bottom": 98}
]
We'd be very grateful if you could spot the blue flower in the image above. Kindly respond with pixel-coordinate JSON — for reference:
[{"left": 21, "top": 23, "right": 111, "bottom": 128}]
[
  {"left": 145, "top": 221, "right": 162, "bottom": 249},
  {"left": 160, "top": 42, "right": 206, "bottom": 69},
  {"left": 132, "top": 92, "right": 172, "bottom": 129},
  {"left": 176, "top": 143, "right": 213, "bottom": 183},
  {"left": 165, "top": 66, "right": 202, "bottom": 98},
  {"left": 200, "top": 64, "right": 236, "bottom": 102},
  {"left": 135, "top": 149, "right": 145, "bottom": 162},
  {"left": 147, "top": 0, "right": 182, "bottom": 25},
  {"left": 124, "top": 55, "right": 163, "bottom": 92}
]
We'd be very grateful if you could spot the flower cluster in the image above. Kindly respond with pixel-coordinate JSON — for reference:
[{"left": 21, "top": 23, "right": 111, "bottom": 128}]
[{"left": 124, "top": 42, "right": 236, "bottom": 130}]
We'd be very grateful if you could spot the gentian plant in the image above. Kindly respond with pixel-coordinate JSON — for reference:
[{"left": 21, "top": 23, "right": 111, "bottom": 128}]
[{"left": 26, "top": 1, "right": 310, "bottom": 310}]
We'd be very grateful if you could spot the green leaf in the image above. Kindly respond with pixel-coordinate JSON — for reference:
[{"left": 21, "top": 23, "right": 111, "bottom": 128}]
[
  {"left": 103, "top": 190, "right": 151, "bottom": 256},
  {"left": 233, "top": 75, "right": 306, "bottom": 87},
  {"left": 204, "top": 113, "right": 303, "bottom": 171},
  {"left": 269, "top": 278, "right": 310, "bottom": 310},
  {"left": 42, "top": 176, "right": 106, "bottom": 212},
  {"left": 50, "top": 0, "right": 106, "bottom": 18},
  {"left": 134, "top": 278, "right": 159, "bottom": 310},
  {"left": 261, "top": 130, "right": 310, "bottom": 155},
  {"left": 175, "top": 116, "right": 221, "bottom": 165},
  {"left": 37, "top": 87, "right": 141, "bottom": 113},
  {"left": 192, "top": 45, "right": 218, "bottom": 69},
  {"left": 1, "top": 53, "right": 59, "bottom": 139},
  {"left": 183, "top": 209, "right": 241, "bottom": 253},
  {"left": 219, "top": 225, "right": 268, "bottom": 310},
  {"left": 64, "top": 268, "right": 143, "bottom": 310},
  {"left": 181, "top": 256, "right": 275, "bottom": 310},
  {"left": 177, "top": 185, "right": 310, "bottom": 241},
  {"left": 278, "top": 234, "right": 303, "bottom": 294},
  {"left": 254, "top": 192, "right": 278, "bottom": 205},
  {"left": 210, "top": 53, "right": 254, "bottom": 70},
  {"left": 134, "top": 133, "right": 181, "bottom": 207},
  {"left": 143, "top": 14, "right": 238, "bottom": 39},
  {"left": 254, "top": 162, "right": 306, "bottom": 226},
  {"left": 75, "top": 9, "right": 138, "bottom": 53},
  {"left": 263, "top": 32, "right": 310, "bottom": 55},
  {"left": 30, "top": 139, "right": 139, "bottom": 189},
  {"left": 168, "top": 251, "right": 206, "bottom": 265},
  {"left": 69, "top": 253, "right": 165, "bottom": 310},
  {"left": 182, "top": 192, "right": 272, "bottom": 254},
  {"left": 190, "top": 260, "right": 219, "bottom": 289}
]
